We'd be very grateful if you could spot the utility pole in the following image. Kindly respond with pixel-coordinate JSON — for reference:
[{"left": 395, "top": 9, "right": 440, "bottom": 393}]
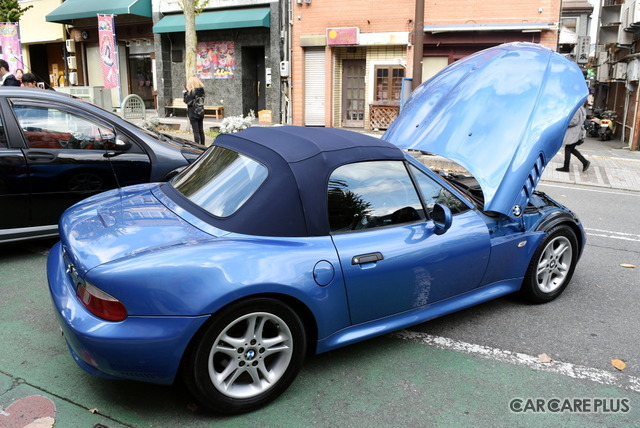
[{"left": 412, "top": 0, "right": 425, "bottom": 90}]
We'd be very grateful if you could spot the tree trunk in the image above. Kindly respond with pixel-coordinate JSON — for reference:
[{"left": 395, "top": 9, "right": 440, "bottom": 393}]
[{"left": 184, "top": 0, "right": 197, "bottom": 79}]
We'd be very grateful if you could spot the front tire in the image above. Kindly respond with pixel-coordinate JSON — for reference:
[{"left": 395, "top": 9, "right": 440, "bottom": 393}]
[
  {"left": 184, "top": 298, "right": 306, "bottom": 414},
  {"left": 520, "top": 225, "right": 579, "bottom": 303}
]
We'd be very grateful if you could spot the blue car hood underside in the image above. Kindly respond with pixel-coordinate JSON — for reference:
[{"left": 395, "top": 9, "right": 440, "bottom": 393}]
[
  {"left": 383, "top": 43, "right": 588, "bottom": 219},
  {"left": 59, "top": 184, "right": 214, "bottom": 272}
]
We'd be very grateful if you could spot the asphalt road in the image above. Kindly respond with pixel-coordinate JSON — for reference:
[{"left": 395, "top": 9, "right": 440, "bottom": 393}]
[
  {"left": 407, "top": 182, "right": 640, "bottom": 380},
  {"left": 1, "top": 182, "right": 639, "bottom": 427}
]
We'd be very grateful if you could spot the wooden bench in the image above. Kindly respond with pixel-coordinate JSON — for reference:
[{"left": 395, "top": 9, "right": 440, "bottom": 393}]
[{"left": 164, "top": 98, "right": 224, "bottom": 119}]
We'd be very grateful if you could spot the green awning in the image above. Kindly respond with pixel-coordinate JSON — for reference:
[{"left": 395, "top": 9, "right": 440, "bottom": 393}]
[
  {"left": 153, "top": 8, "right": 270, "bottom": 34},
  {"left": 46, "top": 0, "right": 152, "bottom": 24}
]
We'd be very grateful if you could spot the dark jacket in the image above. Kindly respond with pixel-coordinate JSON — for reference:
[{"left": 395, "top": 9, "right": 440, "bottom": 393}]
[
  {"left": 183, "top": 87, "right": 205, "bottom": 120},
  {"left": 2, "top": 74, "right": 21, "bottom": 87}
]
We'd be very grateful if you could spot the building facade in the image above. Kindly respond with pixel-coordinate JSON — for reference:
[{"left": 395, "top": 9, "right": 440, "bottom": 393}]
[
  {"left": 153, "top": 0, "right": 285, "bottom": 123},
  {"left": 290, "top": 0, "right": 415, "bottom": 129},
  {"left": 290, "top": 0, "right": 562, "bottom": 130},
  {"left": 594, "top": 0, "right": 640, "bottom": 151}
]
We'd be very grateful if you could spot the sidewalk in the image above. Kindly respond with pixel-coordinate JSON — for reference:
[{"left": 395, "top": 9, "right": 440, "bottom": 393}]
[{"left": 133, "top": 112, "right": 640, "bottom": 193}]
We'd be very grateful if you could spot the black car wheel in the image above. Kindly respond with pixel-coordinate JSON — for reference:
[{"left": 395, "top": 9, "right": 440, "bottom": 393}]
[
  {"left": 520, "top": 225, "right": 579, "bottom": 303},
  {"left": 184, "top": 298, "right": 306, "bottom": 414}
]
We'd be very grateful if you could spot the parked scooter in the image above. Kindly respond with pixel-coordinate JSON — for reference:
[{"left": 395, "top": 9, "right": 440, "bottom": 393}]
[
  {"left": 598, "top": 110, "right": 617, "bottom": 141},
  {"left": 584, "top": 114, "right": 600, "bottom": 138}
]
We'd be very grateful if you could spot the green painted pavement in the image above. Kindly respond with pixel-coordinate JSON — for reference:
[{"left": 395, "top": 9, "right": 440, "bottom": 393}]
[{"left": 1, "top": 242, "right": 638, "bottom": 427}]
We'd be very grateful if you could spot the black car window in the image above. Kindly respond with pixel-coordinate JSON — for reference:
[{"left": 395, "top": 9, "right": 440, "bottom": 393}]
[
  {"left": 0, "top": 113, "right": 5, "bottom": 148},
  {"left": 171, "top": 145, "right": 267, "bottom": 218},
  {"left": 328, "top": 161, "right": 425, "bottom": 233},
  {"left": 408, "top": 164, "right": 469, "bottom": 216},
  {"left": 12, "top": 105, "right": 116, "bottom": 150}
]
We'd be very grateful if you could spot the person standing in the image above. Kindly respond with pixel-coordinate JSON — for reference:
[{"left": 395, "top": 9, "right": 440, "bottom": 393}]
[
  {"left": 0, "top": 60, "right": 21, "bottom": 86},
  {"left": 183, "top": 75, "right": 206, "bottom": 145},
  {"left": 556, "top": 105, "right": 590, "bottom": 172},
  {"left": 21, "top": 73, "right": 39, "bottom": 88}
]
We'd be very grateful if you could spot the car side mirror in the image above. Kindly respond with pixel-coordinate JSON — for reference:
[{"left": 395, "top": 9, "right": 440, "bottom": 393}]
[
  {"left": 432, "top": 203, "right": 452, "bottom": 235},
  {"left": 114, "top": 135, "right": 132, "bottom": 152}
]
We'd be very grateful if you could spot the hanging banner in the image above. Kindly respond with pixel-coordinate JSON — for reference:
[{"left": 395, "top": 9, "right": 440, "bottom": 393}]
[
  {"left": 197, "top": 41, "right": 235, "bottom": 79},
  {"left": 0, "top": 22, "right": 24, "bottom": 73},
  {"left": 98, "top": 15, "right": 119, "bottom": 89}
]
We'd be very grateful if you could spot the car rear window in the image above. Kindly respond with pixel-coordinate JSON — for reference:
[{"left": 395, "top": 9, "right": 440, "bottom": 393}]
[{"left": 171, "top": 145, "right": 267, "bottom": 218}]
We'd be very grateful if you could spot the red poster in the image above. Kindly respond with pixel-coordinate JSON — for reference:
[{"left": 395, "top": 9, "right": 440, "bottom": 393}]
[
  {"left": 0, "top": 23, "right": 24, "bottom": 73},
  {"left": 98, "top": 15, "right": 119, "bottom": 89}
]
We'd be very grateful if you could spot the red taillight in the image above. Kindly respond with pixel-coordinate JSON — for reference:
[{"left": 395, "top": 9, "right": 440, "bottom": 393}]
[{"left": 76, "top": 282, "right": 127, "bottom": 321}]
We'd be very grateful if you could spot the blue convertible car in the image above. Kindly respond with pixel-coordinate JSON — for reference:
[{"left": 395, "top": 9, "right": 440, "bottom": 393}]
[{"left": 48, "top": 43, "right": 587, "bottom": 414}]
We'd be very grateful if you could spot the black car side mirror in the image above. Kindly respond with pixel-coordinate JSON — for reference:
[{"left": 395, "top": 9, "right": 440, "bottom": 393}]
[
  {"left": 114, "top": 135, "right": 132, "bottom": 152},
  {"left": 432, "top": 203, "right": 453, "bottom": 235},
  {"left": 105, "top": 135, "right": 132, "bottom": 158}
]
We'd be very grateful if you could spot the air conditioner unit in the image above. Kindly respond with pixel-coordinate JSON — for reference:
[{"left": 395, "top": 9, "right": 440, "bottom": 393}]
[
  {"left": 597, "top": 52, "right": 610, "bottom": 81},
  {"left": 65, "top": 39, "right": 76, "bottom": 53},
  {"left": 67, "top": 56, "right": 77, "bottom": 70},
  {"left": 613, "top": 62, "right": 627, "bottom": 80}
]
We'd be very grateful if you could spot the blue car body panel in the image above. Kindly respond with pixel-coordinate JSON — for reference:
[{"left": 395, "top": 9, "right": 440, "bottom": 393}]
[
  {"left": 384, "top": 42, "right": 588, "bottom": 219},
  {"left": 47, "top": 241, "right": 210, "bottom": 384},
  {"left": 47, "top": 43, "right": 587, "bottom": 387}
]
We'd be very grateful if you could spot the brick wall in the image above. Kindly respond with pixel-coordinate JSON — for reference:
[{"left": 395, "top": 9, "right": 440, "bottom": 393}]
[{"left": 291, "top": 0, "right": 561, "bottom": 126}]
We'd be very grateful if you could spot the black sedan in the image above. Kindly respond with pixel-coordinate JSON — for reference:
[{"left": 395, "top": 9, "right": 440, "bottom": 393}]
[{"left": 0, "top": 88, "right": 204, "bottom": 243}]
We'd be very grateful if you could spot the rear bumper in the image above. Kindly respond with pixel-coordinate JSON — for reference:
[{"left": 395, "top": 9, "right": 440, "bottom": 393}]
[{"left": 46, "top": 241, "right": 209, "bottom": 384}]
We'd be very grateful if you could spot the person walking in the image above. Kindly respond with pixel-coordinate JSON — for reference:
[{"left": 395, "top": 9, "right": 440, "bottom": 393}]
[
  {"left": 0, "top": 59, "right": 21, "bottom": 86},
  {"left": 556, "top": 105, "right": 590, "bottom": 172},
  {"left": 183, "top": 75, "right": 206, "bottom": 145}
]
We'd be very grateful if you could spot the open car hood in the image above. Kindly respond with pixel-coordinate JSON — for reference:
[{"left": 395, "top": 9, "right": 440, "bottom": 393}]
[{"left": 384, "top": 43, "right": 588, "bottom": 219}]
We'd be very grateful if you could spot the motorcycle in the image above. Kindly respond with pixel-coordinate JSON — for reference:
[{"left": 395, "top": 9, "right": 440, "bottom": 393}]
[
  {"left": 598, "top": 110, "right": 617, "bottom": 141},
  {"left": 584, "top": 114, "right": 600, "bottom": 138}
]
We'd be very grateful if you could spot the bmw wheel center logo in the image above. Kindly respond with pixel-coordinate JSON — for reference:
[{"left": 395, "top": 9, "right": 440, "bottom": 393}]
[{"left": 245, "top": 349, "right": 256, "bottom": 360}]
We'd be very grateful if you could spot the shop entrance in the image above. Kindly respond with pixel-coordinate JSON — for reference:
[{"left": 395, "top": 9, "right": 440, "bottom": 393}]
[
  {"left": 342, "top": 59, "right": 366, "bottom": 128},
  {"left": 241, "top": 46, "right": 265, "bottom": 116},
  {"left": 128, "top": 55, "right": 154, "bottom": 109}
]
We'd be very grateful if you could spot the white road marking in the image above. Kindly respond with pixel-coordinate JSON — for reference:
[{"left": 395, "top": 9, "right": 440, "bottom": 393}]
[
  {"left": 585, "top": 228, "right": 640, "bottom": 243},
  {"left": 539, "top": 182, "right": 640, "bottom": 197},
  {"left": 392, "top": 330, "right": 640, "bottom": 393}
]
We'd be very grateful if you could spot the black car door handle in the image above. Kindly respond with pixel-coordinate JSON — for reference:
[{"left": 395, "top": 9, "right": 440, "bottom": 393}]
[
  {"left": 352, "top": 252, "right": 384, "bottom": 265},
  {"left": 26, "top": 151, "right": 57, "bottom": 162}
]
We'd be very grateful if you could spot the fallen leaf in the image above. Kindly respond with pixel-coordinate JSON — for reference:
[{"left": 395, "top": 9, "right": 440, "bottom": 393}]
[
  {"left": 538, "top": 353, "right": 553, "bottom": 363},
  {"left": 620, "top": 264, "right": 636, "bottom": 269},
  {"left": 89, "top": 408, "right": 99, "bottom": 414},
  {"left": 612, "top": 359, "right": 627, "bottom": 371}
]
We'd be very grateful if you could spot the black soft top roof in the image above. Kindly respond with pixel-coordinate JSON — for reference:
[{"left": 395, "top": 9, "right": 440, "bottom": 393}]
[{"left": 171, "top": 126, "right": 406, "bottom": 237}]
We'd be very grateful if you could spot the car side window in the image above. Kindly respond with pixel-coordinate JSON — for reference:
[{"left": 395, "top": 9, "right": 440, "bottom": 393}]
[
  {"left": 328, "top": 161, "right": 425, "bottom": 233},
  {"left": 13, "top": 105, "right": 116, "bottom": 150},
  {"left": 408, "top": 164, "right": 469, "bottom": 216},
  {"left": 0, "top": 113, "right": 5, "bottom": 149}
]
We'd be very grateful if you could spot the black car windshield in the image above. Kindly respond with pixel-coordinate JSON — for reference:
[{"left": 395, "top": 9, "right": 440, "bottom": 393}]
[{"left": 171, "top": 145, "right": 267, "bottom": 217}]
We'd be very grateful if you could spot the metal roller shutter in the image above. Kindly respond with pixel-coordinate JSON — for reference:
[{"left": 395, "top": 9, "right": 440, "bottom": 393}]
[{"left": 304, "top": 48, "right": 325, "bottom": 126}]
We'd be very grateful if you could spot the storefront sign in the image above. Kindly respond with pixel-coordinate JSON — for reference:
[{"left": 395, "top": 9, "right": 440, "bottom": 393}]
[
  {"left": 0, "top": 23, "right": 24, "bottom": 73},
  {"left": 197, "top": 41, "right": 235, "bottom": 79},
  {"left": 326, "top": 27, "right": 359, "bottom": 46},
  {"left": 98, "top": 15, "right": 119, "bottom": 89},
  {"left": 577, "top": 35, "right": 590, "bottom": 64}
]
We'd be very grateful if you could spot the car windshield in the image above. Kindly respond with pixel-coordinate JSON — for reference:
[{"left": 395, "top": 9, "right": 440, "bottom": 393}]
[{"left": 171, "top": 145, "right": 267, "bottom": 217}]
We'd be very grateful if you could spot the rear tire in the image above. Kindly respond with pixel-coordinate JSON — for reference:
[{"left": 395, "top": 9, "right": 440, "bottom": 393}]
[
  {"left": 183, "top": 298, "right": 306, "bottom": 414},
  {"left": 519, "top": 225, "right": 578, "bottom": 303}
]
